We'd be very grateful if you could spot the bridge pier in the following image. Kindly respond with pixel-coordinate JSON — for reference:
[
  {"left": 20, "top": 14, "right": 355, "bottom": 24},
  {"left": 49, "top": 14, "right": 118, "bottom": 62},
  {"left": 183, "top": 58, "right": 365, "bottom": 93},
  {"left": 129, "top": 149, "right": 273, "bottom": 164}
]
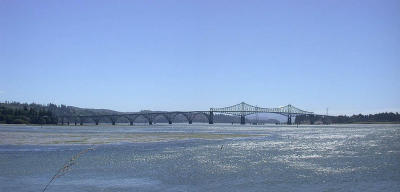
[
  {"left": 92, "top": 117, "right": 100, "bottom": 125},
  {"left": 143, "top": 114, "right": 154, "bottom": 125},
  {"left": 161, "top": 114, "right": 175, "bottom": 125},
  {"left": 93, "top": 118, "right": 100, "bottom": 125},
  {"left": 309, "top": 115, "right": 315, "bottom": 125},
  {"left": 67, "top": 121, "right": 70, "bottom": 126},
  {"left": 108, "top": 116, "right": 118, "bottom": 126},
  {"left": 240, "top": 115, "right": 245, "bottom": 125},
  {"left": 125, "top": 115, "right": 137, "bottom": 126},
  {"left": 287, "top": 115, "right": 292, "bottom": 125},
  {"left": 78, "top": 116, "right": 84, "bottom": 126},
  {"left": 144, "top": 115, "right": 153, "bottom": 125},
  {"left": 209, "top": 111, "right": 214, "bottom": 124},
  {"left": 183, "top": 113, "right": 195, "bottom": 124}
]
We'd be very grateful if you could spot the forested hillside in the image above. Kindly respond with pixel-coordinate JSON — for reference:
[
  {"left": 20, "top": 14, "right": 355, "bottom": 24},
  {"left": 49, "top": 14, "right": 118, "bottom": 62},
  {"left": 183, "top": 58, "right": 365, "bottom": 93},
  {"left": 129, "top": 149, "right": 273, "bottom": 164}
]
[
  {"left": 295, "top": 113, "right": 400, "bottom": 124},
  {"left": 0, "top": 102, "right": 57, "bottom": 124},
  {"left": 0, "top": 101, "right": 120, "bottom": 124}
]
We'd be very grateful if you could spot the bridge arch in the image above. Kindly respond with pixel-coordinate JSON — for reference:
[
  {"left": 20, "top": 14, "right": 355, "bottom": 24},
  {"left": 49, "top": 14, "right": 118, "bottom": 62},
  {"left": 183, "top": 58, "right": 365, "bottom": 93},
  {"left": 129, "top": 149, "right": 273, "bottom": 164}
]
[
  {"left": 150, "top": 113, "right": 172, "bottom": 124},
  {"left": 191, "top": 112, "right": 211, "bottom": 123},
  {"left": 173, "top": 113, "right": 188, "bottom": 123},
  {"left": 113, "top": 115, "right": 131, "bottom": 125},
  {"left": 128, "top": 114, "right": 148, "bottom": 124},
  {"left": 163, "top": 113, "right": 176, "bottom": 124},
  {"left": 123, "top": 115, "right": 139, "bottom": 125},
  {"left": 89, "top": 116, "right": 106, "bottom": 125}
]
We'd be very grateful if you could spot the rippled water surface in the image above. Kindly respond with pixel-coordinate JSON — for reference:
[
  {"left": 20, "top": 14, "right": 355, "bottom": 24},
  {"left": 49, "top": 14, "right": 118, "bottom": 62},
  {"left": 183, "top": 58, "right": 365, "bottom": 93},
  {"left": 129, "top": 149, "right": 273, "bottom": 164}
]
[{"left": 0, "top": 124, "right": 399, "bottom": 191}]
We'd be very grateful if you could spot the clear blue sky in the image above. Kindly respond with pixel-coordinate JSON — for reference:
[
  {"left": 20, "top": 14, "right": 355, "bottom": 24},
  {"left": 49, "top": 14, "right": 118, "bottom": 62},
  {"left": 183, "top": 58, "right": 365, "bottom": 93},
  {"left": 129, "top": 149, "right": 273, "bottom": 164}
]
[{"left": 0, "top": 0, "right": 399, "bottom": 115}]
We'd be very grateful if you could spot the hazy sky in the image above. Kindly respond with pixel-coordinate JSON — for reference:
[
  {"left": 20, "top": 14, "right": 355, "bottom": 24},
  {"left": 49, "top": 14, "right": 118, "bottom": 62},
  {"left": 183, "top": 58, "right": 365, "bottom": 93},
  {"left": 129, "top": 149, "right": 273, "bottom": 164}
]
[{"left": 1, "top": 0, "right": 399, "bottom": 115}]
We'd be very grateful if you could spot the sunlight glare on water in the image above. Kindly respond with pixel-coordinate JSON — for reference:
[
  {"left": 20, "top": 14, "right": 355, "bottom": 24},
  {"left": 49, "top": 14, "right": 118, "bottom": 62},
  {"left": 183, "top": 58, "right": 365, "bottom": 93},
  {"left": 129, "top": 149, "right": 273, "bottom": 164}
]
[{"left": 0, "top": 124, "right": 399, "bottom": 191}]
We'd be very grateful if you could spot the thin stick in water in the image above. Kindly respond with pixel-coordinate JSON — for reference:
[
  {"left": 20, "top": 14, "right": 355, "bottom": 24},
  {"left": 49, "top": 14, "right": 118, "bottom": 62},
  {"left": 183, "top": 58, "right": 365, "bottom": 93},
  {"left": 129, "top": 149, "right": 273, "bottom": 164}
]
[{"left": 42, "top": 146, "right": 95, "bottom": 192}]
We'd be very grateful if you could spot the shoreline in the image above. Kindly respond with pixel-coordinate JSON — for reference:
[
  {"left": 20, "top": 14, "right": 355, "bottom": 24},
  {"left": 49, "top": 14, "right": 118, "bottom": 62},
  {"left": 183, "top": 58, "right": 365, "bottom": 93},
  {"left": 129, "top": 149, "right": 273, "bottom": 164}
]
[{"left": 0, "top": 131, "right": 262, "bottom": 145}]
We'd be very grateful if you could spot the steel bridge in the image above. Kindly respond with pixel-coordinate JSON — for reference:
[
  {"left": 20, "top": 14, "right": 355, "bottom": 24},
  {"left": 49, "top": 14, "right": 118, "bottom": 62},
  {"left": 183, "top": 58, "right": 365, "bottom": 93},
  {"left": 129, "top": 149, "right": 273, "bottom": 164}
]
[{"left": 58, "top": 102, "right": 313, "bottom": 126}]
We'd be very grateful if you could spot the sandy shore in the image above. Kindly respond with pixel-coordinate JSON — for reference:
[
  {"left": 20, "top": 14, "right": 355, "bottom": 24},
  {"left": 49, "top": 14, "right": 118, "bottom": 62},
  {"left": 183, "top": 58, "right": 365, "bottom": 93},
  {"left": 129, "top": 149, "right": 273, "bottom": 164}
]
[{"left": 0, "top": 131, "right": 260, "bottom": 145}]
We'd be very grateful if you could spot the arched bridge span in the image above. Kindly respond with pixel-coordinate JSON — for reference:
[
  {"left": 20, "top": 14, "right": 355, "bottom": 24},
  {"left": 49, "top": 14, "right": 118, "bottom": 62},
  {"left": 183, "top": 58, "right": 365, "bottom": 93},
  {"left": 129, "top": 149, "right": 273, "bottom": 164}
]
[{"left": 58, "top": 102, "right": 313, "bottom": 126}]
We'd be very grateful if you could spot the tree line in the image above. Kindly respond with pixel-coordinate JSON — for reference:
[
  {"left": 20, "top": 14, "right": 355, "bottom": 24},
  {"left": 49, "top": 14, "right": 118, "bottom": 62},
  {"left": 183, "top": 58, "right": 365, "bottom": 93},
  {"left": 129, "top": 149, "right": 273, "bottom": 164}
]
[
  {"left": 0, "top": 103, "right": 58, "bottom": 124},
  {"left": 295, "top": 112, "right": 400, "bottom": 124},
  {"left": 0, "top": 101, "right": 117, "bottom": 124}
]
